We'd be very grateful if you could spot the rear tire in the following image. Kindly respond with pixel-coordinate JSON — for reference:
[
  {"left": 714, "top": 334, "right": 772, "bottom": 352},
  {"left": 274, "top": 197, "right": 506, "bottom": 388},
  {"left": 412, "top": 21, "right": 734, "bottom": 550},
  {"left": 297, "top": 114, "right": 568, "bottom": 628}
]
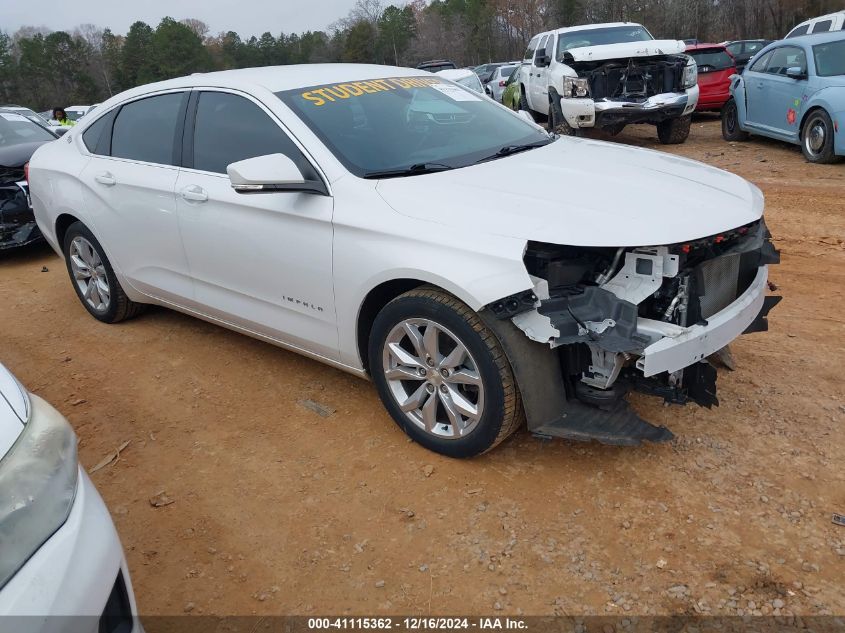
[
  {"left": 368, "top": 286, "right": 523, "bottom": 458},
  {"left": 62, "top": 221, "right": 145, "bottom": 323},
  {"left": 721, "top": 98, "right": 749, "bottom": 141},
  {"left": 657, "top": 114, "right": 692, "bottom": 144},
  {"left": 801, "top": 109, "right": 839, "bottom": 164}
]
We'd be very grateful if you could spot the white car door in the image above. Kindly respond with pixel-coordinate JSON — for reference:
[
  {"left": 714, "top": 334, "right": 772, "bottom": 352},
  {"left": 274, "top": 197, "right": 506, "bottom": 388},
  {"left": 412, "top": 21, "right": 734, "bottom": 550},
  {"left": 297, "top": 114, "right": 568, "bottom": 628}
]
[
  {"left": 78, "top": 91, "right": 194, "bottom": 303},
  {"left": 529, "top": 34, "right": 552, "bottom": 114},
  {"left": 174, "top": 89, "right": 338, "bottom": 360}
]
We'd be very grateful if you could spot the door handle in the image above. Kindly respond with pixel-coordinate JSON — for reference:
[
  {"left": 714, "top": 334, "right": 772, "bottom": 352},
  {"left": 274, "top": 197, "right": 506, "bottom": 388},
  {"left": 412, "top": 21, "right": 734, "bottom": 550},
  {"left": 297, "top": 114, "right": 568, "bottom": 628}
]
[
  {"left": 94, "top": 172, "right": 116, "bottom": 186},
  {"left": 180, "top": 185, "right": 208, "bottom": 203}
]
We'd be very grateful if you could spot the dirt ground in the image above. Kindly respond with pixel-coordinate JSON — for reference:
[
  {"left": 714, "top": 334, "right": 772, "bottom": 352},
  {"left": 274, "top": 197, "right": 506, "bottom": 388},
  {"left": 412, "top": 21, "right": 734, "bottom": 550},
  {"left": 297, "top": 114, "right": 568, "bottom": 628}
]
[{"left": 1, "top": 117, "right": 843, "bottom": 618}]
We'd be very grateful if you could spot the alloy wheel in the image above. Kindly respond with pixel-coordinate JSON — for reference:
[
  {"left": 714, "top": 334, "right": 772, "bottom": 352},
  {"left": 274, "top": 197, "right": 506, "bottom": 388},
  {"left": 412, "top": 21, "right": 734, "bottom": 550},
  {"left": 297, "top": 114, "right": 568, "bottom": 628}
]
[
  {"left": 69, "top": 236, "right": 110, "bottom": 312},
  {"left": 804, "top": 115, "right": 827, "bottom": 157},
  {"left": 382, "top": 318, "right": 484, "bottom": 439}
]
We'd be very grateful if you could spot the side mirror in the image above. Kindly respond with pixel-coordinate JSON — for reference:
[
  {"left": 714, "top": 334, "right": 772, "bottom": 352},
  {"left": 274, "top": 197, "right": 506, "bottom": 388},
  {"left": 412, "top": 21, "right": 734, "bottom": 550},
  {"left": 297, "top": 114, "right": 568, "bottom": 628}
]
[
  {"left": 227, "top": 153, "right": 326, "bottom": 195},
  {"left": 535, "top": 48, "right": 550, "bottom": 67},
  {"left": 53, "top": 127, "right": 69, "bottom": 137},
  {"left": 786, "top": 66, "right": 807, "bottom": 80}
]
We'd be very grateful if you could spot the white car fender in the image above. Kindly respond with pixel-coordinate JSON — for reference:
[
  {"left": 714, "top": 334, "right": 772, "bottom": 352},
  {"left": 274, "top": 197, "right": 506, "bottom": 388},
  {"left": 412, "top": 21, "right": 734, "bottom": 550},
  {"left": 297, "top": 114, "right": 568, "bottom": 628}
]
[{"left": 330, "top": 178, "right": 532, "bottom": 368}]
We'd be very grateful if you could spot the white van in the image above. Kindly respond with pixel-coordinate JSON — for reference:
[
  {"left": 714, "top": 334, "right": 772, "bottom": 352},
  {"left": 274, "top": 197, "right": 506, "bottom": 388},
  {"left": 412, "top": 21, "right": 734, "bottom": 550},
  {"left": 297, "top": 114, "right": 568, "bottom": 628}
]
[{"left": 785, "top": 10, "right": 845, "bottom": 38}]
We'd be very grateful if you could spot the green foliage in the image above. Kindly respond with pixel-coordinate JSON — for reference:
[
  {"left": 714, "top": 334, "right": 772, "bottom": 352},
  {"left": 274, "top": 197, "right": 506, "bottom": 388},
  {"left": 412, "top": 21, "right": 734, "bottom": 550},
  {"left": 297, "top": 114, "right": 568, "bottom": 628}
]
[{"left": 343, "top": 21, "right": 376, "bottom": 63}]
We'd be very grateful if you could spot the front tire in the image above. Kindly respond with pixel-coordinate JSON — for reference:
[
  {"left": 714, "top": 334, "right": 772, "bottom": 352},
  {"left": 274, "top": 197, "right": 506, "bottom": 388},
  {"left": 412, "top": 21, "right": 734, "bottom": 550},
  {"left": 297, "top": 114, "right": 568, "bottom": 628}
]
[
  {"left": 548, "top": 94, "right": 576, "bottom": 136},
  {"left": 801, "top": 109, "right": 839, "bottom": 164},
  {"left": 518, "top": 87, "right": 530, "bottom": 113},
  {"left": 369, "top": 286, "right": 523, "bottom": 458},
  {"left": 721, "top": 98, "right": 749, "bottom": 141},
  {"left": 63, "top": 221, "right": 145, "bottom": 323},
  {"left": 657, "top": 114, "right": 692, "bottom": 144}
]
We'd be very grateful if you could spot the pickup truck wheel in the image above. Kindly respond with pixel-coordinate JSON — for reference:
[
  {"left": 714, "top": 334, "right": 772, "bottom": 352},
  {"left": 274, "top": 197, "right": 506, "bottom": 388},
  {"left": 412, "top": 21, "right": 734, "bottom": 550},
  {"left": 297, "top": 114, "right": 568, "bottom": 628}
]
[
  {"left": 63, "top": 221, "right": 145, "bottom": 323},
  {"left": 721, "top": 99, "right": 749, "bottom": 141},
  {"left": 657, "top": 115, "right": 691, "bottom": 144},
  {"left": 801, "top": 109, "right": 839, "bottom": 164},
  {"left": 548, "top": 97, "right": 576, "bottom": 136},
  {"left": 369, "top": 286, "right": 523, "bottom": 458}
]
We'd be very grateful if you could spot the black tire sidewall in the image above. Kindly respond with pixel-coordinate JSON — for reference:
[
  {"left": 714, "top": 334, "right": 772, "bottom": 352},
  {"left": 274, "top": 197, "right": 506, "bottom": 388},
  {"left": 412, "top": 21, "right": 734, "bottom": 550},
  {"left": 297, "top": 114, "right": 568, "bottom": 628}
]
[
  {"left": 722, "top": 100, "right": 738, "bottom": 138},
  {"left": 62, "top": 222, "right": 124, "bottom": 323},
  {"left": 368, "top": 295, "right": 508, "bottom": 458}
]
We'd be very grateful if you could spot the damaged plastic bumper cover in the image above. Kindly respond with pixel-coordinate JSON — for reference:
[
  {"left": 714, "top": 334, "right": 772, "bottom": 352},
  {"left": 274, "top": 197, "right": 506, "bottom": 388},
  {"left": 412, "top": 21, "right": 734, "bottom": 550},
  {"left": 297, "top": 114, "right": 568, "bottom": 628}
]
[
  {"left": 0, "top": 181, "right": 42, "bottom": 250},
  {"left": 636, "top": 264, "right": 768, "bottom": 376},
  {"left": 485, "top": 220, "right": 780, "bottom": 446}
]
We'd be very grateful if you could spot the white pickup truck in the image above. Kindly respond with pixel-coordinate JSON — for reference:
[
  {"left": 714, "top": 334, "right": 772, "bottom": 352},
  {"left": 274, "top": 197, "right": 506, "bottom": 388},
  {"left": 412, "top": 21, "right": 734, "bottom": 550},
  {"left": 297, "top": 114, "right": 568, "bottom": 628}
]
[{"left": 519, "top": 22, "right": 699, "bottom": 143}]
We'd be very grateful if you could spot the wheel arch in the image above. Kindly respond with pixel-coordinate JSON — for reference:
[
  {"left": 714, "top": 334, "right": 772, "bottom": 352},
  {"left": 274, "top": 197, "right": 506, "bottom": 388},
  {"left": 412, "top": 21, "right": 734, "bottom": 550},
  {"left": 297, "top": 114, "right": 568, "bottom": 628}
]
[
  {"left": 55, "top": 213, "right": 82, "bottom": 251},
  {"left": 356, "top": 277, "right": 476, "bottom": 374},
  {"left": 798, "top": 104, "right": 830, "bottom": 140}
]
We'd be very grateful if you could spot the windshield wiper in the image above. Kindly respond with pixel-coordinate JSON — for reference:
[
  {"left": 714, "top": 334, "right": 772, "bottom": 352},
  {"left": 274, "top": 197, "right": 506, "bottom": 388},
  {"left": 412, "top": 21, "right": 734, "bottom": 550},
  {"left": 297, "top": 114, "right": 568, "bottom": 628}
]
[
  {"left": 474, "top": 139, "right": 552, "bottom": 165},
  {"left": 362, "top": 162, "right": 455, "bottom": 179}
]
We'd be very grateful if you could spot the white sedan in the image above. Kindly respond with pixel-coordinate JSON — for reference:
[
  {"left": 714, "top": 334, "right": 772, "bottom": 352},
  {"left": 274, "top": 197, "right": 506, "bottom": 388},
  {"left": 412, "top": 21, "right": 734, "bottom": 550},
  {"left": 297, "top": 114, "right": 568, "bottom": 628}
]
[
  {"left": 29, "top": 64, "right": 779, "bottom": 457},
  {"left": 0, "top": 362, "right": 141, "bottom": 630}
]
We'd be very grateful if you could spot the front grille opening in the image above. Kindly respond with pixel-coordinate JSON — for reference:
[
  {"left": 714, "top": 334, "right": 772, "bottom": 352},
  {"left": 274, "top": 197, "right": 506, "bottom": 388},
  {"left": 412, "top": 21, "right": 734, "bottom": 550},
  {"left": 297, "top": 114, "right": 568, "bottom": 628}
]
[{"left": 99, "top": 571, "right": 133, "bottom": 633}]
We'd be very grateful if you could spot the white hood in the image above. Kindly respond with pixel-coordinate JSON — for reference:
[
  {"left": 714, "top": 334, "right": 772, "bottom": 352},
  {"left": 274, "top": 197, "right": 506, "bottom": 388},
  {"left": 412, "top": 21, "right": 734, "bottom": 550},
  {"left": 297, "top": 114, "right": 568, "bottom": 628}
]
[
  {"left": 565, "top": 39, "right": 686, "bottom": 62},
  {"left": 376, "top": 137, "right": 763, "bottom": 247}
]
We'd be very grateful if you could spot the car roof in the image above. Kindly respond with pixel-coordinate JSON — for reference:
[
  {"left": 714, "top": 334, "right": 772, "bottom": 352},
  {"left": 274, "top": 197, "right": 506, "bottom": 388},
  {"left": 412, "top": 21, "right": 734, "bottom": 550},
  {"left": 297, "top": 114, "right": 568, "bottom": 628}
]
[
  {"left": 436, "top": 68, "right": 476, "bottom": 81},
  {"left": 770, "top": 30, "right": 845, "bottom": 47},
  {"left": 104, "top": 64, "right": 435, "bottom": 105}
]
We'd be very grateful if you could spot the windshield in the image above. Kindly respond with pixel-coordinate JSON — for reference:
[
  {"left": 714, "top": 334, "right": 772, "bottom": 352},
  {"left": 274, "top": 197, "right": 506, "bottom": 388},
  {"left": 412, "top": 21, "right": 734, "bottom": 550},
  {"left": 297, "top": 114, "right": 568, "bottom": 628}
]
[
  {"left": 689, "top": 48, "right": 735, "bottom": 71},
  {"left": 556, "top": 25, "right": 653, "bottom": 60},
  {"left": 813, "top": 40, "right": 845, "bottom": 76},
  {"left": 0, "top": 113, "right": 55, "bottom": 145},
  {"left": 277, "top": 76, "right": 550, "bottom": 178},
  {"left": 66, "top": 110, "right": 86, "bottom": 121},
  {"left": 500, "top": 66, "right": 517, "bottom": 79}
]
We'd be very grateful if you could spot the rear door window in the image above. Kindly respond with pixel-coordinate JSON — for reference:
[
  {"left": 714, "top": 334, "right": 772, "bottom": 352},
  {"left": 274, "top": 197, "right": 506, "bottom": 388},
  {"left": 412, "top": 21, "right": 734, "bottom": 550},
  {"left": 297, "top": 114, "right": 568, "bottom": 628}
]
[
  {"left": 786, "top": 24, "right": 809, "bottom": 38},
  {"left": 111, "top": 93, "right": 186, "bottom": 165},
  {"left": 810, "top": 19, "right": 832, "bottom": 33},
  {"left": 523, "top": 36, "right": 540, "bottom": 61}
]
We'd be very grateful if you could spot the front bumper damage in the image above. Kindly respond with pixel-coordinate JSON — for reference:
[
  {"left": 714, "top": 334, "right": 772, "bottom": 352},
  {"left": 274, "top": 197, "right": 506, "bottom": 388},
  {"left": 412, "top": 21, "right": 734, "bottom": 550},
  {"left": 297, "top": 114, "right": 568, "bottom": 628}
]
[
  {"left": 484, "top": 219, "right": 780, "bottom": 446},
  {"left": 0, "top": 180, "right": 42, "bottom": 250}
]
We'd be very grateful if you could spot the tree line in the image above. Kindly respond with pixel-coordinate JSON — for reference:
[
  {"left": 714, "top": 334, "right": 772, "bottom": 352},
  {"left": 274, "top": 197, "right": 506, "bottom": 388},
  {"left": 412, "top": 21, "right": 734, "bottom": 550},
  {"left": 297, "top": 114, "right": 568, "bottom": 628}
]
[{"left": 0, "top": 0, "right": 839, "bottom": 110}]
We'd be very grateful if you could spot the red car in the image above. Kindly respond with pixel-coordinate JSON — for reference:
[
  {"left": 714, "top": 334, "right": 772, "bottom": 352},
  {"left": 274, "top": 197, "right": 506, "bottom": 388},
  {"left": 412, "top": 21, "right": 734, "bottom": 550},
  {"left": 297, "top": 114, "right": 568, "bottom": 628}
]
[{"left": 685, "top": 44, "right": 737, "bottom": 111}]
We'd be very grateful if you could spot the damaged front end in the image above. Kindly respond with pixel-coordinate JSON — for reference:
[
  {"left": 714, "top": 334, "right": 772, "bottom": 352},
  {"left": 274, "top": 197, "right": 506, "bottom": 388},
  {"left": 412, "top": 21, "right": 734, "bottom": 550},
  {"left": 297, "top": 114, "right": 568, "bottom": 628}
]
[
  {"left": 483, "top": 220, "right": 780, "bottom": 446},
  {"left": 0, "top": 165, "right": 41, "bottom": 250},
  {"left": 565, "top": 53, "right": 697, "bottom": 128}
]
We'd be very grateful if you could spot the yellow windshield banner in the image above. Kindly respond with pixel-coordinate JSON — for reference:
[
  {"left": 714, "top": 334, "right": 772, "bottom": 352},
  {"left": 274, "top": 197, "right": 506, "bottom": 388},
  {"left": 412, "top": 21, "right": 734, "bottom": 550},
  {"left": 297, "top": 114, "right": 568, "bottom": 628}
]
[{"left": 300, "top": 76, "right": 445, "bottom": 106}]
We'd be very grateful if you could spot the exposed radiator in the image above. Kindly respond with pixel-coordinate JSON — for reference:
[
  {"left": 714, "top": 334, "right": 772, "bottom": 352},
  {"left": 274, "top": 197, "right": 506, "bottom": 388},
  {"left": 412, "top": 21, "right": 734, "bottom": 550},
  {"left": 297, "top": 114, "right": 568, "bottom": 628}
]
[{"left": 699, "top": 254, "right": 740, "bottom": 319}]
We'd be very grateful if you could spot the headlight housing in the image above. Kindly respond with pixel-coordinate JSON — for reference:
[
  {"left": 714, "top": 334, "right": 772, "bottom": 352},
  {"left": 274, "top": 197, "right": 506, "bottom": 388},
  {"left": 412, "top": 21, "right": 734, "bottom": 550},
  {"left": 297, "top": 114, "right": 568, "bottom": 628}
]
[
  {"left": 682, "top": 60, "right": 698, "bottom": 89},
  {"left": 0, "top": 395, "right": 78, "bottom": 590},
  {"left": 562, "top": 76, "right": 590, "bottom": 99}
]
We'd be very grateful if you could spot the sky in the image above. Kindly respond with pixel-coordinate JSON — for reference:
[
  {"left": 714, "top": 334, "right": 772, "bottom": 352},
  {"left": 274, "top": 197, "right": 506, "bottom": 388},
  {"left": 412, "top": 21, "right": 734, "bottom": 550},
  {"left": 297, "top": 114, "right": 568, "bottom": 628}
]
[{"left": 3, "top": 0, "right": 358, "bottom": 38}]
